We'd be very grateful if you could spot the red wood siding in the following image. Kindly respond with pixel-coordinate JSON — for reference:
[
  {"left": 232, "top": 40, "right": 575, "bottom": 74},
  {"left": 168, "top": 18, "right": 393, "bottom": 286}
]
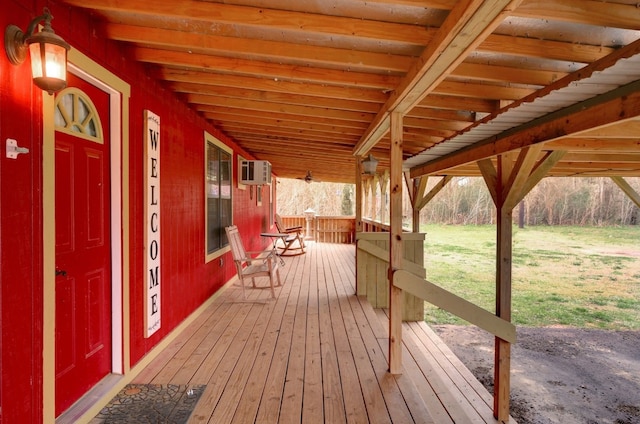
[
  {"left": 0, "top": 1, "right": 275, "bottom": 421},
  {"left": 1, "top": 3, "right": 46, "bottom": 422}
]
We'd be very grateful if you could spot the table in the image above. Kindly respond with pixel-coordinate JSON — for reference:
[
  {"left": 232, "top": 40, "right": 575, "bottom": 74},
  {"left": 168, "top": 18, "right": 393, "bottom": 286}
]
[{"left": 260, "top": 233, "right": 289, "bottom": 266}]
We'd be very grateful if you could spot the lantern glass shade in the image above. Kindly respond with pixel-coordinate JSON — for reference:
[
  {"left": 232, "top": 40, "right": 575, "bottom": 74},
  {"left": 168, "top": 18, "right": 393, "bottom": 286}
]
[
  {"left": 362, "top": 154, "right": 378, "bottom": 175},
  {"left": 28, "top": 33, "right": 69, "bottom": 94}
]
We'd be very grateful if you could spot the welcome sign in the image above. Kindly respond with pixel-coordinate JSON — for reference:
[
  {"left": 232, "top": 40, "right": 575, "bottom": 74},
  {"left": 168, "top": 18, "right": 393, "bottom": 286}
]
[{"left": 144, "top": 110, "right": 161, "bottom": 338}]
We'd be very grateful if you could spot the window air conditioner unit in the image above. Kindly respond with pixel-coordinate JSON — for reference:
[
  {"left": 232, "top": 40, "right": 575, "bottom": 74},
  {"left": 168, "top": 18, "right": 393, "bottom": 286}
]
[{"left": 240, "top": 160, "right": 272, "bottom": 185}]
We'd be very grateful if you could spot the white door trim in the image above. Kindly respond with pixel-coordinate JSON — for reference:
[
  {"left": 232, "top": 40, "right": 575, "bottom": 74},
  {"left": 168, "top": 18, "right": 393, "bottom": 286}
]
[{"left": 43, "top": 48, "right": 131, "bottom": 422}]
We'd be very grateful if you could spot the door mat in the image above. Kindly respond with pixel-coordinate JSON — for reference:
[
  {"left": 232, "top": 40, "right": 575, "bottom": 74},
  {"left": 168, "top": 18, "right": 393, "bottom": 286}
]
[{"left": 91, "top": 384, "right": 206, "bottom": 423}]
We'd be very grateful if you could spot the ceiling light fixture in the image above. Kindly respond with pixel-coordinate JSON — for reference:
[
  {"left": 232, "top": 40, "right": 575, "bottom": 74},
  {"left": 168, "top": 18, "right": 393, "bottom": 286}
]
[{"left": 362, "top": 154, "right": 379, "bottom": 175}]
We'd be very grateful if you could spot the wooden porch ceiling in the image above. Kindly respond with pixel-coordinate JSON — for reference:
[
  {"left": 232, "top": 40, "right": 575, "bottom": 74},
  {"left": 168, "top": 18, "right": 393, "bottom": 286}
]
[{"left": 60, "top": 0, "right": 640, "bottom": 183}]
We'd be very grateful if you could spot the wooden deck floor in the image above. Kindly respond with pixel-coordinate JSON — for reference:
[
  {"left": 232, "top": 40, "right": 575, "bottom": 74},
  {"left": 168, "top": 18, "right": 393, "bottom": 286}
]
[{"left": 132, "top": 242, "right": 513, "bottom": 424}]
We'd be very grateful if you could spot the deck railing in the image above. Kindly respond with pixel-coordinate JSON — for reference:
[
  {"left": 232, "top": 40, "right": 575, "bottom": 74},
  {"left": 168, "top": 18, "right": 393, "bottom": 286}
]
[
  {"left": 361, "top": 218, "right": 389, "bottom": 232},
  {"left": 278, "top": 215, "right": 356, "bottom": 244},
  {"left": 356, "top": 231, "right": 426, "bottom": 321}
]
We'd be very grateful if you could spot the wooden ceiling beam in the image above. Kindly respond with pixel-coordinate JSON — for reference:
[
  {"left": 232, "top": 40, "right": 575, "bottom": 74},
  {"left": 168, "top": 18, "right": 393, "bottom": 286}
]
[
  {"left": 133, "top": 48, "right": 400, "bottom": 89},
  {"left": 185, "top": 91, "right": 381, "bottom": 114},
  {"left": 569, "top": 170, "right": 640, "bottom": 177},
  {"left": 223, "top": 126, "right": 358, "bottom": 141},
  {"left": 514, "top": 0, "right": 640, "bottom": 30},
  {"left": 434, "top": 81, "right": 536, "bottom": 101},
  {"left": 544, "top": 138, "right": 640, "bottom": 151},
  {"left": 479, "top": 34, "right": 613, "bottom": 64},
  {"left": 369, "top": 0, "right": 640, "bottom": 31},
  {"left": 404, "top": 126, "right": 456, "bottom": 140},
  {"left": 568, "top": 119, "right": 640, "bottom": 139},
  {"left": 200, "top": 107, "right": 369, "bottom": 130},
  {"left": 235, "top": 137, "right": 359, "bottom": 151},
  {"left": 189, "top": 95, "right": 374, "bottom": 122},
  {"left": 207, "top": 113, "right": 364, "bottom": 136},
  {"left": 64, "top": 0, "right": 433, "bottom": 45},
  {"left": 560, "top": 153, "right": 640, "bottom": 163},
  {"left": 223, "top": 128, "right": 359, "bottom": 144},
  {"left": 105, "top": 23, "right": 414, "bottom": 74},
  {"left": 403, "top": 116, "right": 471, "bottom": 132},
  {"left": 452, "top": 62, "right": 566, "bottom": 86},
  {"left": 217, "top": 124, "right": 359, "bottom": 143},
  {"left": 418, "top": 94, "right": 499, "bottom": 113},
  {"left": 406, "top": 106, "right": 476, "bottom": 122},
  {"left": 161, "top": 71, "right": 388, "bottom": 103},
  {"left": 553, "top": 162, "right": 640, "bottom": 171}
]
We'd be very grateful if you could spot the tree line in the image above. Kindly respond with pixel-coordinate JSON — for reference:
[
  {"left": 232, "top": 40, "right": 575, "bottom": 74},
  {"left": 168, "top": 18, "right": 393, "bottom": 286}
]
[
  {"left": 419, "top": 177, "right": 639, "bottom": 226},
  {"left": 277, "top": 177, "right": 640, "bottom": 226}
]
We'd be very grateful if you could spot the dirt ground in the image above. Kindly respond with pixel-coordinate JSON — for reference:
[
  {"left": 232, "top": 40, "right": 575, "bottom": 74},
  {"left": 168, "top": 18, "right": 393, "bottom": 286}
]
[{"left": 432, "top": 325, "right": 640, "bottom": 424}]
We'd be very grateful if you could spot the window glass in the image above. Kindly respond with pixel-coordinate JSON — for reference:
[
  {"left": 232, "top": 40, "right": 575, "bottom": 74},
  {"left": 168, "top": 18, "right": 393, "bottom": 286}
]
[
  {"left": 54, "top": 88, "right": 102, "bottom": 141},
  {"left": 205, "top": 132, "right": 233, "bottom": 260}
]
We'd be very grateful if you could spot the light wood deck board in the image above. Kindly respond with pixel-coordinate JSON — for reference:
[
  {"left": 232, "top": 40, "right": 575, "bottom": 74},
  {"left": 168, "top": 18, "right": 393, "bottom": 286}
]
[
  {"left": 318, "top": 249, "right": 347, "bottom": 424},
  {"left": 323, "top": 245, "right": 369, "bottom": 424},
  {"left": 229, "top": 260, "right": 298, "bottom": 424},
  {"left": 257, "top": 251, "right": 306, "bottom": 423},
  {"left": 405, "top": 322, "right": 495, "bottom": 424},
  {"left": 302, "top": 245, "right": 325, "bottom": 424},
  {"left": 329, "top": 249, "right": 394, "bottom": 424},
  {"left": 131, "top": 300, "right": 228, "bottom": 384},
  {"left": 278, "top": 248, "right": 311, "bottom": 424},
  {"left": 130, "top": 242, "right": 513, "bottom": 423}
]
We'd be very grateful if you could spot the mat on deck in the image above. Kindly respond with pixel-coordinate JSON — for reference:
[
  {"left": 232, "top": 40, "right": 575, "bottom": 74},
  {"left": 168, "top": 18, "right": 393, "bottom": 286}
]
[{"left": 91, "top": 384, "right": 205, "bottom": 423}]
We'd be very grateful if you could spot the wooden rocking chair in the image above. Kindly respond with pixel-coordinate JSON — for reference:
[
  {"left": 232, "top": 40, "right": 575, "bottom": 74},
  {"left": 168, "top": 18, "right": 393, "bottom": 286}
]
[
  {"left": 274, "top": 214, "right": 306, "bottom": 256},
  {"left": 225, "top": 225, "right": 281, "bottom": 298}
]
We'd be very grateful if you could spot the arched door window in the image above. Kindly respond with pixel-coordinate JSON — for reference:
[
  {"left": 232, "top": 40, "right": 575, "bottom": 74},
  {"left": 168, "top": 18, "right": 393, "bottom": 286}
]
[{"left": 54, "top": 87, "right": 104, "bottom": 143}]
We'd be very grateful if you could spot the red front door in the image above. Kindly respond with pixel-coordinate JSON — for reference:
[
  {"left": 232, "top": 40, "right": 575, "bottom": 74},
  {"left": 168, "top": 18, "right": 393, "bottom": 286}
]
[{"left": 54, "top": 74, "right": 112, "bottom": 416}]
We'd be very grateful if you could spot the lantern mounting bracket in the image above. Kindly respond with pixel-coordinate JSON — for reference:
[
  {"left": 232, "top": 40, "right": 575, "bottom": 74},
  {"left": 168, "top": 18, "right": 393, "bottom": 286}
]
[{"left": 4, "top": 9, "right": 52, "bottom": 66}]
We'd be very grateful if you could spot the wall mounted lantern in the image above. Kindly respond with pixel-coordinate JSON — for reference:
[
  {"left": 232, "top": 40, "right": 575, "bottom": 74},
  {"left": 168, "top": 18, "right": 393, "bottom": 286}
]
[
  {"left": 362, "top": 154, "right": 378, "bottom": 175},
  {"left": 4, "top": 7, "right": 70, "bottom": 95}
]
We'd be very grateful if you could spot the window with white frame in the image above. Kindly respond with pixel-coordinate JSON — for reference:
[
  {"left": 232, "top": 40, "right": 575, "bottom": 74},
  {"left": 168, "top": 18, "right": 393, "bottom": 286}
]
[{"left": 205, "top": 132, "right": 232, "bottom": 260}]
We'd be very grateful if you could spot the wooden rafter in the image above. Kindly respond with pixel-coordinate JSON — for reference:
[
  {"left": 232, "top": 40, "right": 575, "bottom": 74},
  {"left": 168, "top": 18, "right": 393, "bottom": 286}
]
[{"left": 353, "top": 0, "right": 524, "bottom": 156}]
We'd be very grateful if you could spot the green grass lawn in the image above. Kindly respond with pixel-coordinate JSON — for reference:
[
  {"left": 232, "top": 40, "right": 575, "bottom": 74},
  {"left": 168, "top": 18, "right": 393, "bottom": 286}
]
[{"left": 421, "top": 224, "right": 640, "bottom": 330}]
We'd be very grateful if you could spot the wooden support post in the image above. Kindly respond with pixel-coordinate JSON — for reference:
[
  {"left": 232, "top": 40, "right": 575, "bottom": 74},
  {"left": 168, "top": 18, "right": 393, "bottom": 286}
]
[
  {"left": 370, "top": 176, "right": 377, "bottom": 221},
  {"left": 412, "top": 207, "right": 420, "bottom": 233},
  {"left": 477, "top": 147, "right": 565, "bottom": 421},
  {"left": 494, "top": 199, "right": 512, "bottom": 421},
  {"left": 389, "top": 111, "right": 403, "bottom": 374},
  {"left": 355, "top": 155, "right": 363, "bottom": 293},
  {"left": 405, "top": 173, "right": 424, "bottom": 233},
  {"left": 363, "top": 178, "right": 371, "bottom": 221},
  {"left": 355, "top": 155, "right": 363, "bottom": 233},
  {"left": 380, "top": 170, "right": 390, "bottom": 224}
]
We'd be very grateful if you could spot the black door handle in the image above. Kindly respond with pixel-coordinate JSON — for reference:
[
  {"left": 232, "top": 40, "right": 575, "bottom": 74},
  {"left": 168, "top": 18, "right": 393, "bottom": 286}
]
[{"left": 55, "top": 269, "right": 67, "bottom": 277}]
